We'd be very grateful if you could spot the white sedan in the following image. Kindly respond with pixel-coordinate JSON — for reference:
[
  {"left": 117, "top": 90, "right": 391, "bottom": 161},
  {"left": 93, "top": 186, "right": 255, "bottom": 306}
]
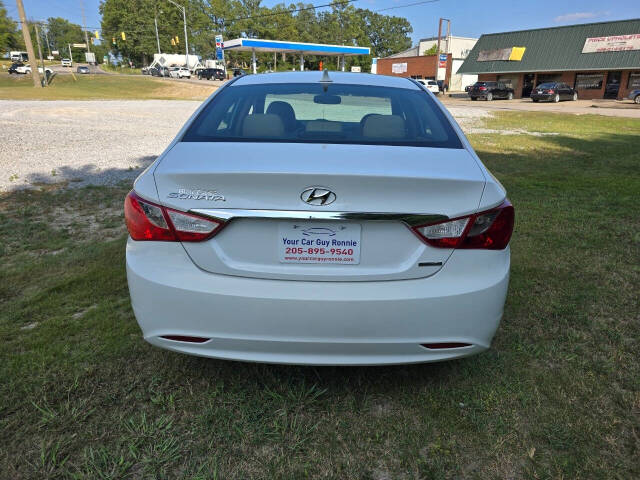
[
  {"left": 16, "top": 64, "right": 53, "bottom": 76},
  {"left": 125, "top": 71, "right": 514, "bottom": 365},
  {"left": 417, "top": 79, "right": 440, "bottom": 94},
  {"left": 169, "top": 67, "right": 191, "bottom": 79}
]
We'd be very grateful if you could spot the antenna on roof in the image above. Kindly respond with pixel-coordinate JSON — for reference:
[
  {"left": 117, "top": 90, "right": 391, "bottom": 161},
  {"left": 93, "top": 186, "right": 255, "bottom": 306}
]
[{"left": 319, "top": 69, "right": 332, "bottom": 91}]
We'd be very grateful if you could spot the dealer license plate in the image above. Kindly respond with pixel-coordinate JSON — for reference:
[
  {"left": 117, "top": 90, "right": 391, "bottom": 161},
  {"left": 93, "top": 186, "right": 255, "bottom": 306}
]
[{"left": 278, "top": 222, "right": 361, "bottom": 264}]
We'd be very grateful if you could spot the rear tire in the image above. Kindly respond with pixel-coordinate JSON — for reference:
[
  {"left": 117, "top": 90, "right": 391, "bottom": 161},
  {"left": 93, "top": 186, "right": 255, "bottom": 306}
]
[
  {"left": 507, "top": 92, "right": 513, "bottom": 100},
  {"left": 486, "top": 93, "right": 493, "bottom": 101},
  {"left": 532, "top": 99, "right": 539, "bottom": 103},
  {"left": 634, "top": 95, "right": 640, "bottom": 105},
  {"left": 572, "top": 92, "right": 578, "bottom": 101},
  {"left": 554, "top": 94, "right": 560, "bottom": 103},
  {"left": 471, "top": 97, "right": 477, "bottom": 101}
]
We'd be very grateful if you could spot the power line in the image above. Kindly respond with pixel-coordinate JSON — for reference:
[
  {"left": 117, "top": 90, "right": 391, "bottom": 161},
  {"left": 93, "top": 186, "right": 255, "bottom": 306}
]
[
  {"left": 375, "top": 0, "right": 440, "bottom": 13},
  {"left": 222, "top": 0, "right": 358, "bottom": 24}
]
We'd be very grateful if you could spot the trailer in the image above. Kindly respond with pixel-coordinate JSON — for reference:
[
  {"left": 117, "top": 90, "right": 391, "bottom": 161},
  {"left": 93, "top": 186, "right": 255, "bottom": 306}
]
[
  {"left": 10, "top": 51, "right": 29, "bottom": 62},
  {"left": 148, "top": 53, "right": 205, "bottom": 72}
]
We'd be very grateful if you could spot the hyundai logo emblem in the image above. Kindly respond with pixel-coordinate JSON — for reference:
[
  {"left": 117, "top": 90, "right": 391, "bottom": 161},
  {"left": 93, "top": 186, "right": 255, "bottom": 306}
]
[{"left": 300, "top": 187, "right": 336, "bottom": 206}]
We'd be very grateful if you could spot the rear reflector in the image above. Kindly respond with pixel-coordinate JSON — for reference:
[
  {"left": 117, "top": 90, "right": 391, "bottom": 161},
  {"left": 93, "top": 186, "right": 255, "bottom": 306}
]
[
  {"left": 161, "top": 335, "right": 210, "bottom": 343},
  {"left": 421, "top": 342, "right": 472, "bottom": 349},
  {"left": 125, "top": 191, "right": 224, "bottom": 242},
  {"left": 412, "top": 199, "right": 514, "bottom": 250}
]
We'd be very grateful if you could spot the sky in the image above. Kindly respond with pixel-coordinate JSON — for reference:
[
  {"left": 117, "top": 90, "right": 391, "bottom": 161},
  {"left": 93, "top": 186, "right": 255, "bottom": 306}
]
[{"left": 6, "top": 0, "right": 640, "bottom": 45}]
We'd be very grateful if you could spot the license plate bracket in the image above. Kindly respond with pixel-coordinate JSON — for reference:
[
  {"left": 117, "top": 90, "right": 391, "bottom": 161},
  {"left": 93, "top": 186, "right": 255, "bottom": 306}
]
[{"left": 278, "top": 222, "right": 361, "bottom": 264}]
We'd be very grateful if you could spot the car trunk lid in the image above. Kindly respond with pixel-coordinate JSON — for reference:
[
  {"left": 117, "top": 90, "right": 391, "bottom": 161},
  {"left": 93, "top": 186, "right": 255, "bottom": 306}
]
[{"left": 153, "top": 142, "right": 486, "bottom": 281}]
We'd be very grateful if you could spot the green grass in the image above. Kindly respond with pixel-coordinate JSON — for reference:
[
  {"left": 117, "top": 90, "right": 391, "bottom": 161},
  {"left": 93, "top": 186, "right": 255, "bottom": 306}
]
[
  {"left": 100, "top": 64, "right": 143, "bottom": 75},
  {"left": 0, "top": 72, "right": 216, "bottom": 100},
  {"left": 1, "top": 112, "right": 639, "bottom": 479}
]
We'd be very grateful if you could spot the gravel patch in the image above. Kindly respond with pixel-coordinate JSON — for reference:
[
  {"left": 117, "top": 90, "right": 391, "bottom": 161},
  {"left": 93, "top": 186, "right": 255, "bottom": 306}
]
[
  {"left": 0, "top": 100, "right": 494, "bottom": 192},
  {"left": 446, "top": 106, "right": 492, "bottom": 131},
  {"left": 0, "top": 100, "right": 201, "bottom": 192}
]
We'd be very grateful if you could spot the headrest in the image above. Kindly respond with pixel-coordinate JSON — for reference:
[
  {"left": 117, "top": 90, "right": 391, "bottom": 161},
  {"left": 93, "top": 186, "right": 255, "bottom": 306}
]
[
  {"left": 242, "top": 114, "right": 285, "bottom": 138},
  {"left": 362, "top": 114, "right": 406, "bottom": 139},
  {"left": 266, "top": 101, "right": 296, "bottom": 131}
]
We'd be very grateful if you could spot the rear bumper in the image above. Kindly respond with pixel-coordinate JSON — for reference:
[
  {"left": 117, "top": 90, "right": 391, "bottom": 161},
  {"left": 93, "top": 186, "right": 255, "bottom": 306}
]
[
  {"left": 530, "top": 94, "right": 553, "bottom": 101},
  {"left": 126, "top": 239, "right": 510, "bottom": 365}
]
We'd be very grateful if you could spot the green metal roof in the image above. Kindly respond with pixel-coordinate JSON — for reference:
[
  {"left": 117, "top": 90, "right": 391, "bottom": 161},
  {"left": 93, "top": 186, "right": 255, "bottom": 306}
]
[{"left": 458, "top": 19, "right": 640, "bottom": 74}]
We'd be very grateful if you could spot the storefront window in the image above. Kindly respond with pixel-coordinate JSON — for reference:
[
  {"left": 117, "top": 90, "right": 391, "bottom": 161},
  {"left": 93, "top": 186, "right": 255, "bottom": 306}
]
[
  {"left": 497, "top": 75, "right": 518, "bottom": 92},
  {"left": 575, "top": 74, "right": 604, "bottom": 89},
  {"left": 629, "top": 73, "right": 640, "bottom": 89}
]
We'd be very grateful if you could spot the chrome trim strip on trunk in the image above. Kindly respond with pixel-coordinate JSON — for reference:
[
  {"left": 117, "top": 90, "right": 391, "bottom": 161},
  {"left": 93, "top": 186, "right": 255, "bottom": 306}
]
[{"left": 190, "top": 209, "right": 448, "bottom": 227}]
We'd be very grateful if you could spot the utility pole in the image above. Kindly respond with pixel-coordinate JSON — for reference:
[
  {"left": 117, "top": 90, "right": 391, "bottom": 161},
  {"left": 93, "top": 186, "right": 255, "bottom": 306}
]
[
  {"left": 80, "top": 0, "right": 90, "bottom": 54},
  {"left": 167, "top": 0, "right": 189, "bottom": 71},
  {"left": 154, "top": 15, "right": 161, "bottom": 54},
  {"left": 436, "top": 18, "right": 451, "bottom": 55},
  {"left": 34, "top": 23, "right": 47, "bottom": 86},
  {"left": 44, "top": 26, "right": 51, "bottom": 57},
  {"left": 15, "top": 0, "right": 42, "bottom": 87}
]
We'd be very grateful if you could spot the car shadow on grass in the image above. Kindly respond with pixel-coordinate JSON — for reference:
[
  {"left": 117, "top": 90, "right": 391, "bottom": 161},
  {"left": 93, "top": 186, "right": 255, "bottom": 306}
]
[{"left": 6, "top": 155, "right": 158, "bottom": 191}]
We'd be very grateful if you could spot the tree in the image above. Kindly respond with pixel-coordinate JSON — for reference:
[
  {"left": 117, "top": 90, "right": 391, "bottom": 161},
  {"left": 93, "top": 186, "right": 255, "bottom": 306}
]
[
  {"left": 97, "top": 0, "right": 415, "bottom": 68},
  {"left": 46, "top": 17, "right": 83, "bottom": 59},
  {"left": 358, "top": 9, "right": 412, "bottom": 59},
  {"left": 0, "top": 0, "right": 21, "bottom": 52},
  {"left": 423, "top": 43, "right": 437, "bottom": 55}
]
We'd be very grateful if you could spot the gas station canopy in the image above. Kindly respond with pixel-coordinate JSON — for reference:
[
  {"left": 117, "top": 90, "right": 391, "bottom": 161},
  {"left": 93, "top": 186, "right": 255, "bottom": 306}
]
[{"left": 223, "top": 38, "right": 371, "bottom": 73}]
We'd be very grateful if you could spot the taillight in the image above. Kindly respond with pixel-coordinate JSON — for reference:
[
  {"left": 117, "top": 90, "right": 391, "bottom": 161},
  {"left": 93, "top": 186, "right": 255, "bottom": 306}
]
[
  {"left": 547, "top": 89, "right": 554, "bottom": 94},
  {"left": 124, "top": 191, "right": 223, "bottom": 242},
  {"left": 413, "top": 200, "right": 514, "bottom": 250},
  {"left": 479, "top": 86, "right": 487, "bottom": 91}
]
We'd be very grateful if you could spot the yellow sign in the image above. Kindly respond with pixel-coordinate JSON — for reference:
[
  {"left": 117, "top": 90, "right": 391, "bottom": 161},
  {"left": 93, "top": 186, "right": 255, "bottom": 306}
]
[
  {"left": 121, "top": 32, "right": 126, "bottom": 41},
  {"left": 509, "top": 47, "right": 526, "bottom": 61}
]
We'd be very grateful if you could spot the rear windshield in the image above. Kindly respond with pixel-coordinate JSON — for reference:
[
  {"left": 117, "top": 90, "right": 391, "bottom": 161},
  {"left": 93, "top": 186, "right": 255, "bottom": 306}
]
[
  {"left": 473, "top": 82, "right": 494, "bottom": 87},
  {"left": 182, "top": 82, "right": 462, "bottom": 148},
  {"left": 537, "top": 83, "right": 557, "bottom": 88}
]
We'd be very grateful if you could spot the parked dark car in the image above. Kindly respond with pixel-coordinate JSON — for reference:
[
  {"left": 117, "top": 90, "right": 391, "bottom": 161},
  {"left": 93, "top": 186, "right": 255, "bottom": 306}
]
[
  {"left": 148, "top": 67, "right": 160, "bottom": 77},
  {"left": 627, "top": 89, "right": 640, "bottom": 104},
  {"left": 197, "top": 68, "right": 225, "bottom": 80},
  {"left": 530, "top": 82, "right": 577, "bottom": 102},
  {"left": 8, "top": 62, "right": 23, "bottom": 74},
  {"left": 156, "top": 66, "right": 170, "bottom": 77},
  {"left": 468, "top": 81, "right": 514, "bottom": 101},
  {"left": 233, "top": 68, "right": 247, "bottom": 77},
  {"left": 76, "top": 66, "right": 90, "bottom": 74}
]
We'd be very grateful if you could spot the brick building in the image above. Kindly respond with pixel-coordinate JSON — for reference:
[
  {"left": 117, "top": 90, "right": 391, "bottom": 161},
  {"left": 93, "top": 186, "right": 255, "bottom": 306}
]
[
  {"left": 457, "top": 19, "right": 640, "bottom": 100},
  {"left": 376, "top": 53, "right": 453, "bottom": 88}
]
